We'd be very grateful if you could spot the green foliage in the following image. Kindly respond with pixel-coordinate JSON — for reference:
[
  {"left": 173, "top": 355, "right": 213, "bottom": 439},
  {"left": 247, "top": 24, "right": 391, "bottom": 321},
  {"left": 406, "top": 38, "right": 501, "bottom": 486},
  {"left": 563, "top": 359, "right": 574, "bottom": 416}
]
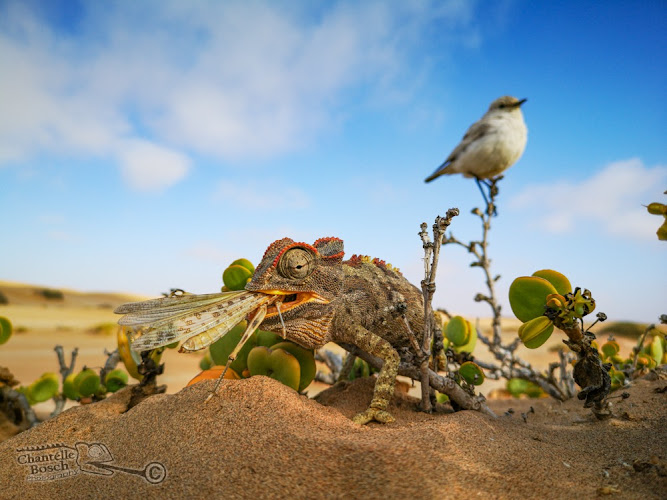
[
  {"left": 199, "top": 351, "right": 213, "bottom": 371},
  {"left": 269, "top": 342, "right": 316, "bottom": 391},
  {"left": 442, "top": 315, "right": 477, "bottom": 353},
  {"left": 63, "top": 373, "right": 80, "bottom": 400},
  {"left": 458, "top": 361, "right": 485, "bottom": 385},
  {"left": 518, "top": 316, "right": 555, "bottom": 349},
  {"left": 230, "top": 258, "right": 255, "bottom": 274},
  {"left": 0, "top": 316, "right": 12, "bottom": 345},
  {"left": 27, "top": 373, "right": 59, "bottom": 403},
  {"left": 510, "top": 270, "right": 597, "bottom": 349},
  {"left": 506, "top": 378, "right": 544, "bottom": 398},
  {"left": 105, "top": 369, "right": 129, "bottom": 392},
  {"left": 646, "top": 200, "right": 667, "bottom": 241},
  {"left": 347, "top": 357, "right": 376, "bottom": 380},
  {"left": 436, "top": 392, "right": 449, "bottom": 403},
  {"left": 531, "top": 269, "right": 572, "bottom": 295},
  {"left": 222, "top": 259, "right": 255, "bottom": 291},
  {"left": 509, "top": 276, "right": 557, "bottom": 322},
  {"left": 247, "top": 346, "right": 301, "bottom": 391},
  {"left": 38, "top": 288, "right": 64, "bottom": 300},
  {"left": 444, "top": 316, "right": 471, "bottom": 346},
  {"left": 74, "top": 368, "right": 101, "bottom": 397}
]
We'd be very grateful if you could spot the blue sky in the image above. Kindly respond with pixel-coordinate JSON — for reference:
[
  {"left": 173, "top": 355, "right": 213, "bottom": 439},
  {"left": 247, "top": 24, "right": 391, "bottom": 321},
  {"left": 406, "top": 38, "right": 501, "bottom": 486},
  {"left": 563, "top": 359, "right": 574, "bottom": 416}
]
[{"left": 1, "top": 0, "right": 665, "bottom": 323}]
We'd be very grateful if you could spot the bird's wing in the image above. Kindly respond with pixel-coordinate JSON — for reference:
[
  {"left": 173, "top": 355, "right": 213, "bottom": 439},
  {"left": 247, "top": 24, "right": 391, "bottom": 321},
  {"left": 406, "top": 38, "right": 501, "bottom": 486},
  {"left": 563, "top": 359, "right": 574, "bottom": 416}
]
[{"left": 425, "top": 120, "right": 492, "bottom": 182}]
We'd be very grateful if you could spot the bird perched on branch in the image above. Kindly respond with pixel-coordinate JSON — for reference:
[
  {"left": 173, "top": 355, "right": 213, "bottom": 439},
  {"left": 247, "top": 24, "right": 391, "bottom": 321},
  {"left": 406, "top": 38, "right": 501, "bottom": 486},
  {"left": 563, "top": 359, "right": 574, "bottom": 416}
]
[{"left": 425, "top": 96, "right": 528, "bottom": 201}]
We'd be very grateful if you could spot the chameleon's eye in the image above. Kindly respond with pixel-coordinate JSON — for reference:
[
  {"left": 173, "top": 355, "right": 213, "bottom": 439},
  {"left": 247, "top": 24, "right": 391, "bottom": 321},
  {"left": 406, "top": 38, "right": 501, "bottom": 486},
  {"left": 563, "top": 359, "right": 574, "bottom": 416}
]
[{"left": 278, "top": 247, "right": 315, "bottom": 279}]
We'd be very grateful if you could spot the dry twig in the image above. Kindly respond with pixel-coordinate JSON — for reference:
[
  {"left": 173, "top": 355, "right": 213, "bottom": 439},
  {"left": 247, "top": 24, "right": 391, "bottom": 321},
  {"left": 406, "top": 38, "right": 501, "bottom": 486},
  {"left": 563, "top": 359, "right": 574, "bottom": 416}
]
[
  {"left": 443, "top": 178, "right": 577, "bottom": 401},
  {"left": 50, "top": 345, "right": 78, "bottom": 418}
]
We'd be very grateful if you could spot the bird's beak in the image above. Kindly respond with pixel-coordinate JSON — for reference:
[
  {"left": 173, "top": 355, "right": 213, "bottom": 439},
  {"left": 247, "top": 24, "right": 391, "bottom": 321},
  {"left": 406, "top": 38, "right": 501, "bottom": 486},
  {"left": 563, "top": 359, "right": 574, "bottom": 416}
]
[{"left": 516, "top": 98, "right": 527, "bottom": 107}]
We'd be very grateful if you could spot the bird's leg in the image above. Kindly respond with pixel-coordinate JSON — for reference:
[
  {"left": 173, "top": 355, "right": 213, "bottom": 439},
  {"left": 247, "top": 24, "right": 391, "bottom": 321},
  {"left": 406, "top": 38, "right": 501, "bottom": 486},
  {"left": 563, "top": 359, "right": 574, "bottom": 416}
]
[{"left": 474, "top": 177, "right": 495, "bottom": 215}]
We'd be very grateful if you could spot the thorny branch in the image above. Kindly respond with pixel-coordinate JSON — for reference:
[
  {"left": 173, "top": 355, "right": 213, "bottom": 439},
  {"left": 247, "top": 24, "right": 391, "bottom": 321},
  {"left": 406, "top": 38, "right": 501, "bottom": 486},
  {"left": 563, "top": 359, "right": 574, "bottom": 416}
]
[{"left": 443, "top": 177, "right": 577, "bottom": 401}]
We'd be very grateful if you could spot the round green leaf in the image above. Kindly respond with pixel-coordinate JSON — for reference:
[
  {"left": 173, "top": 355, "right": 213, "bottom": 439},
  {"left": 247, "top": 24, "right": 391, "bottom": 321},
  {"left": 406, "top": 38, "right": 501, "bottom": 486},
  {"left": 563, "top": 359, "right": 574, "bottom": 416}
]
[
  {"left": 600, "top": 341, "right": 620, "bottom": 358},
  {"left": 445, "top": 316, "right": 472, "bottom": 346},
  {"left": 222, "top": 264, "right": 253, "bottom": 291},
  {"left": 506, "top": 378, "right": 543, "bottom": 398},
  {"left": 230, "top": 258, "right": 255, "bottom": 274},
  {"left": 0, "top": 316, "right": 12, "bottom": 345},
  {"left": 532, "top": 270, "right": 572, "bottom": 295},
  {"left": 270, "top": 341, "right": 316, "bottom": 391},
  {"left": 518, "top": 316, "right": 555, "bottom": 349},
  {"left": 63, "top": 373, "right": 80, "bottom": 400},
  {"left": 458, "top": 361, "right": 485, "bottom": 386},
  {"left": 74, "top": 368, "right": 101, "bottom": 397},
  {"left": 247, "top": 346, "right": 300, "bottom": 391},
  {"left": 509, "top": 276, "right": 558, "bottom": 322},
  {"left": 28, "top": 373, "right": 59, "bottom": 403},
  {"left": 199, "top": 352, "right": 213, "bottom": 371},
  {"left": 452, "top": 326, "right": 477, "bottom": 353},
  {"left": 105, "top": 369, "right": 129, "bottom": 393},
  {"left": 255, "top": 330, "right": 283, "bottom": 348},
  {"left": 650, "top": 334, "right": 664, "bottom": 366}
]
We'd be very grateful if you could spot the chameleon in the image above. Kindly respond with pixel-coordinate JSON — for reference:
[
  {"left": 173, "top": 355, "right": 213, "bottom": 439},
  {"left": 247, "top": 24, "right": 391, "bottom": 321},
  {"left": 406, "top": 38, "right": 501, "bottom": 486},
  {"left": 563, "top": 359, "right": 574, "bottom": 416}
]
[{"left": 115, "top": 237, "right": 426, "bottom": 424}]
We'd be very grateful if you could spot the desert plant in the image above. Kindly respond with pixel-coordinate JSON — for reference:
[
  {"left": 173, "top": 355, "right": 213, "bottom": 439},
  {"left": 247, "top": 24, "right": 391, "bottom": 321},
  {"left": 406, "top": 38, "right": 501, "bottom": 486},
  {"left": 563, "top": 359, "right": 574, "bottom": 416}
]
[
  {"left": 441, "top": 179, "right": 577, "bottom": 402},
  {"left": 0, "top": 316, "right": 12, "bottom": 345},
  {"left": 646, "top": 190, "right": 667, "bottom": 241},
  {"left": 509, "top": 269, "right": 616, "bottom": 417},
  {"left": 37, "top": 288, "right": 64, "bottom": 300}
]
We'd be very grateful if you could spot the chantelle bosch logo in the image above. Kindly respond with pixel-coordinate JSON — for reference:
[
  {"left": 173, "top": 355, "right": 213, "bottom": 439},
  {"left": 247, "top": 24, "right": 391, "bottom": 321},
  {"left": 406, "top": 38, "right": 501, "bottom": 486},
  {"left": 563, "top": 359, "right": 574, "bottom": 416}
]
[{"left": 16, "top": 442, "right": 167, "bottom": 484}]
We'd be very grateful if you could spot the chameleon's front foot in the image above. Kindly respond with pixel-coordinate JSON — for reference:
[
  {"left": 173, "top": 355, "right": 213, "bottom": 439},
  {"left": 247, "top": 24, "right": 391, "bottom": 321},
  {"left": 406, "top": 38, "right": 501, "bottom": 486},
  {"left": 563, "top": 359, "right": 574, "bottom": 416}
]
[{"left": 352, "top": 406, "right": 395, "bottom": 425}]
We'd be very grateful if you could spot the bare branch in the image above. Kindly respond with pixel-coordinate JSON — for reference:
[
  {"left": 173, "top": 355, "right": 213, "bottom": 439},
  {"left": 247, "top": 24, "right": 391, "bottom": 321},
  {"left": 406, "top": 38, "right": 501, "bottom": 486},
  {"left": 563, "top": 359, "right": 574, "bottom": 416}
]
[{"left": 50, "top": 345, "right": 79, "bottom": 418}]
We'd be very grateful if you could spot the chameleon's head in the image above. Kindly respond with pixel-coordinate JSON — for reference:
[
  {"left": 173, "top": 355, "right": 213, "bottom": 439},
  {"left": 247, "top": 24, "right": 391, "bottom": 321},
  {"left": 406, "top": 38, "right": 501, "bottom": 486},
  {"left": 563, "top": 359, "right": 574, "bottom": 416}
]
[{"left": 245, "top": 237, "right": 345, "bottom": 339}]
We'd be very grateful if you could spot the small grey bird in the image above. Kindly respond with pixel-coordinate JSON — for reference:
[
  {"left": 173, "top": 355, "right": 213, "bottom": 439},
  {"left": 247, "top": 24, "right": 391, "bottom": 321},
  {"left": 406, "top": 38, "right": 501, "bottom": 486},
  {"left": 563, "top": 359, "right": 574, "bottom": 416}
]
[{"left": 425, "top": 96, "right": 527, "bottom": 183}]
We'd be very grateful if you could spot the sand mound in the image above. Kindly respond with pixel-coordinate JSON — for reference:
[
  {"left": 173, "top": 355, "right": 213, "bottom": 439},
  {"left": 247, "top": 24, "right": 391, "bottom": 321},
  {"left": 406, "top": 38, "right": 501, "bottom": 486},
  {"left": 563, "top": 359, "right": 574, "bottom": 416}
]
[{"left": 1, "top": 376, "right": 665, "bottom": 499}]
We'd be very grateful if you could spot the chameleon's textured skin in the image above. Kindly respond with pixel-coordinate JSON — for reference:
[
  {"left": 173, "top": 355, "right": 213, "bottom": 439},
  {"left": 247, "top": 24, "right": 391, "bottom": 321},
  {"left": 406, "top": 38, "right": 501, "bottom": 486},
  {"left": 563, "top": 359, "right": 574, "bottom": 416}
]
[{"left": 246, "top": 237, "right": 425, "bottom": 424}]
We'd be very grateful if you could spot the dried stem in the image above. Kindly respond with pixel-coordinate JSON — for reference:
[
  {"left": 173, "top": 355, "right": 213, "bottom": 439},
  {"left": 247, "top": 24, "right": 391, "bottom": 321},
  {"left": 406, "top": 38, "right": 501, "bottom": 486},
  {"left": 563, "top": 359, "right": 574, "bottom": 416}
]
[
  {"left": 99, "top": 348, "right": 121, "bottom": 389},
  {"left": 315, "top": 349, "right": 343, "bottom": 383},
  {"left": 419, "top": 209, "right": 459, "bottom": 412},
  {"left": 341, "top": 343, "right": 496, "bottom": 418},
  {"left": 51, "top": 345, "right": 79, "bottom": 418}
]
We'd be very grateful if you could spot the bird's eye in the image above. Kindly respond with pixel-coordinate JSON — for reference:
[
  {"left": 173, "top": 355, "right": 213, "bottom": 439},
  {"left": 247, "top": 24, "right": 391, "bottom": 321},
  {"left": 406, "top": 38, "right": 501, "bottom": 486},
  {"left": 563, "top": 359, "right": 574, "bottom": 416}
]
[{"left": 277, "top": 247, "right": 316, "bottom": 279}]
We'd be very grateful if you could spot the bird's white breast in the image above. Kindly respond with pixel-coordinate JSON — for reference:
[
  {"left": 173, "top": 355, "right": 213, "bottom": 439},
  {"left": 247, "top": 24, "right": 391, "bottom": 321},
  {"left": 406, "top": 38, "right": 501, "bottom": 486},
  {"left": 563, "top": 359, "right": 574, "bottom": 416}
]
[{"left": 457, "top": 112, "right": 527, "bottom": 178}]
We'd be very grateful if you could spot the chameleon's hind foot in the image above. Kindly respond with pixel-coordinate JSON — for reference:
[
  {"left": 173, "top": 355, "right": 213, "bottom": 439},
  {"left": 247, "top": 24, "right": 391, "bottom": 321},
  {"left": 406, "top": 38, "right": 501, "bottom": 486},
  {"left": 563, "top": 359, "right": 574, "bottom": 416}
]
[{"left": 352, "top": 407, "right": 395, "bottom": 425}]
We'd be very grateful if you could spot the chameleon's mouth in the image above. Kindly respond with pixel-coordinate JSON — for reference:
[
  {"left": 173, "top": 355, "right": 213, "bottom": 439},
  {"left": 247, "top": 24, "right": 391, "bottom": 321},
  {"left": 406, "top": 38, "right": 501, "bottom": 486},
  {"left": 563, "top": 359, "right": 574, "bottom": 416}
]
[{"left": 258, "top": 290, "right": 329, "bottom": 319}]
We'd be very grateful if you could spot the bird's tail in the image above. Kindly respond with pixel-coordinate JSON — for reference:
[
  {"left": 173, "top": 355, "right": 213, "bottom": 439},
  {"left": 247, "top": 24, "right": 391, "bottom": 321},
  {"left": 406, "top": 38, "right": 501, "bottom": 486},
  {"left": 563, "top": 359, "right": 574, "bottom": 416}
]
[{"left": 424, "top": 161, "right": 451, "bottom": 183}]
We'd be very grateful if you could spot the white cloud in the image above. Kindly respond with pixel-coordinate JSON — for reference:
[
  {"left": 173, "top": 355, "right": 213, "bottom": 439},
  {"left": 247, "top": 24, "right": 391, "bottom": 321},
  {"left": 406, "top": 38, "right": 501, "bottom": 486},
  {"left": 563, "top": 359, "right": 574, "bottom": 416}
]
[
  {"left": 117, "top": 139, "right": 191, "bottom": 192},
  {"left": 0, "top": 0, "right": 478, "bottom": 182},
  {"left": 510, "top": 158, "right": 667, "bottom": 240}
]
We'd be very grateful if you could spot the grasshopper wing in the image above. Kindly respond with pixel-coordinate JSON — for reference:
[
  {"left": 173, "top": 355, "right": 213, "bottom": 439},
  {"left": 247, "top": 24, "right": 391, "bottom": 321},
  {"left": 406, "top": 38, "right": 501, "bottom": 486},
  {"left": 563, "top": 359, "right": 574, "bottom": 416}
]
[{"left": 116, "top": 291, "right": 272, "bottom": 352}]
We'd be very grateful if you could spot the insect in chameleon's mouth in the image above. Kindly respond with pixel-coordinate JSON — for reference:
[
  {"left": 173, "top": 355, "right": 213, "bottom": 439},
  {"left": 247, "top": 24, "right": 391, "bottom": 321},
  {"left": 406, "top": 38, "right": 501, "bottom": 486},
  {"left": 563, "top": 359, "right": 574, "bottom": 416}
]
[{"left": 255, "top": 290, "right": 329, "bottom": 319}]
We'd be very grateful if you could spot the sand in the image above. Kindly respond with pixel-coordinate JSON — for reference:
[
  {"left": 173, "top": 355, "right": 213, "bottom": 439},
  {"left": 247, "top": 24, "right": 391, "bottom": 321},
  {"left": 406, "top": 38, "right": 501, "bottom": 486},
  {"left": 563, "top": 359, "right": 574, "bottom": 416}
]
[
  {"left": 0, "top": 375, "right": 665, "bottom": 499},
  {"left": 1, "top": 280, "right": 665, "bottom": 498}
]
